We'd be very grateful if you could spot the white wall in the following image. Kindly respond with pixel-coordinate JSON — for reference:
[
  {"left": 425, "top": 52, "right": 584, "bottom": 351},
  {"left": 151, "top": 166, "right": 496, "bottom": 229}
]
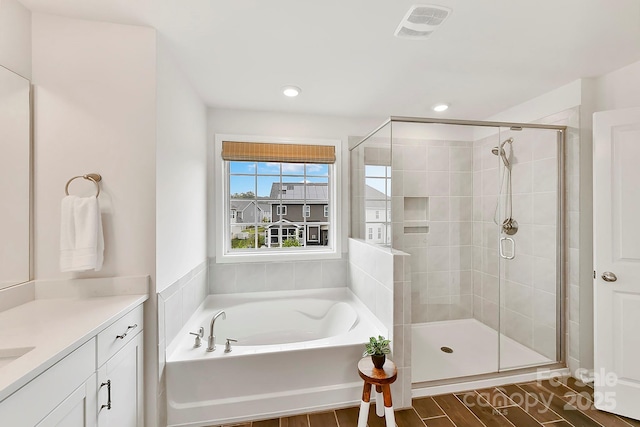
[
  {"left": 156, "top": 38, "right": 207, "bottom": 293},
  {"left": 0, "top": 0, "right": 31, "bottom": 79},
  {"left": 31, "top": 13, "right": 159, "bottom": 425},
  {"left": 32, "top": 13, "right": 157, "bottom": 282},
  {"left": 594, "top": 59, "right": 640, "bottom": 111}
]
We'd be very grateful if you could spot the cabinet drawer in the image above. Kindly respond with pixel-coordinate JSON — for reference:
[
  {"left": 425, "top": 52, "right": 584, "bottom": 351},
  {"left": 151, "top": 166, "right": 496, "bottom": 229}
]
[{"left": 97, "top": 305, "right": 143, "bottom": 366}]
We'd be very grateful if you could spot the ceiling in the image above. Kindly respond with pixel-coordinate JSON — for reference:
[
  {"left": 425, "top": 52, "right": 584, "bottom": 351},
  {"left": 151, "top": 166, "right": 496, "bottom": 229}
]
[{"left": 19, "top": 0, "right": 640, "bottom": 120}]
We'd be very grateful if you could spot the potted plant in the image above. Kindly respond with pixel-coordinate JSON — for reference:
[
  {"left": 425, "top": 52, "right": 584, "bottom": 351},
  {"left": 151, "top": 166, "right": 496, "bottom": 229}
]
[{"left": 363, "top": 335, "right": 391, "bottom": 369}]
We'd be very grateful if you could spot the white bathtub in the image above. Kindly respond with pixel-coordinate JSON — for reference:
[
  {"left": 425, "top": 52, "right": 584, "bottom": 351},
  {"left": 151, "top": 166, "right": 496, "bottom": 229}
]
[{"left": 165, "top": 288, "right": 386, "bottom": 427}]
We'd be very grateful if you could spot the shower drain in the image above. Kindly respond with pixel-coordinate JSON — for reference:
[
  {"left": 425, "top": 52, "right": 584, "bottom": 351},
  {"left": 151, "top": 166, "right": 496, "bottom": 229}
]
[{"left": 440, "top": 346, "right": 454, "bottom": 354}]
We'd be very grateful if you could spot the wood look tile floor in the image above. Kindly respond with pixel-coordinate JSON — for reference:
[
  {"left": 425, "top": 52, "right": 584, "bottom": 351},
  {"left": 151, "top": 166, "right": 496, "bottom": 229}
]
[{"left": 211, "top": 377, "right": 640, "bottom": 427}]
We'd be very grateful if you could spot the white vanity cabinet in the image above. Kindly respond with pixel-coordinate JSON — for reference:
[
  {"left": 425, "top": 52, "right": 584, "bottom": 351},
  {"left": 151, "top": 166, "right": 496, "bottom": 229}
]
[
  {"left": 0, "top": 339, "right": 97, "bottom": 426},
  {"left": 36, "top": 374, "right": 97, "bottom": 427},
  {"left": 96, "top": 306, "right": 144, "bottom": 427},
  {"left": 0, "top": 303, "right": 144, "bottom": 427}
]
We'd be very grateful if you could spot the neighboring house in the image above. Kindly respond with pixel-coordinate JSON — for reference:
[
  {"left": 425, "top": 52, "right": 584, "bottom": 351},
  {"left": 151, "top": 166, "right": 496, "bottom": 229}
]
[
  {"left": 265, "top": 219, "right": 303, "bottom": 247},
  {"left": 364, "top": 185, "right": 391, "bottom": 245},
  {"left": 266, "top": 183, "right": 329, "bottom": 247},
  {"left": 230, "top": 200, "right": 270, "bottom": 239}
]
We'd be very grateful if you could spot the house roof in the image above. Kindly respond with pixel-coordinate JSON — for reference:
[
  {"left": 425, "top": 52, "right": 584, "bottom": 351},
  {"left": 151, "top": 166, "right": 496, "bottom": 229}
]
[
  {"left": 230, "top": 200, "right": 270, "bottom": 212},
  {"left": 269, "top": 183, "right": 328, "bottom": 201},
  {"left": 365, "top": 185, "right": 387, "bottom": 200},
  {"left": 265, "top": 219, "right": 301, "bottom": 229}
]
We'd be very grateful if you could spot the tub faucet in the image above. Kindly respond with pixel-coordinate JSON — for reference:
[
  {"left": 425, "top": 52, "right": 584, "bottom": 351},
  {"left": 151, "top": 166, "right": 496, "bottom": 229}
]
[{"left": 206, "top": 310, "right": 226, "bottom": 352}]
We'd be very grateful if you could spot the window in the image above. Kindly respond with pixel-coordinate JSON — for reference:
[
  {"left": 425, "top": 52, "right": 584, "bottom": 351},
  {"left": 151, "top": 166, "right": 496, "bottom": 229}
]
[
  {"left": 217, "top": 137, "right": 339, "bottom": 260},
  {"left": 368, "top": 228, "right": 373, "bottom": 240},
  {"left": 365, "top": 164, "right": 391, "bottom": 246}
]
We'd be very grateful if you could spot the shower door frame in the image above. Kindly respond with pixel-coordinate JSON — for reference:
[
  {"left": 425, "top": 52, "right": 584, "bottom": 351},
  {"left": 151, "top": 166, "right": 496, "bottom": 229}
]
[{"left": 353, "top": 116, "right": 567, "bottom": 385}]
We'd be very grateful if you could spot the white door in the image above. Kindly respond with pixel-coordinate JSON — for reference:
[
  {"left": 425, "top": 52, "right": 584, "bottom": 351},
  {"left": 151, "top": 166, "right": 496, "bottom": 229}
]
[{"left": 593, "top": 107, "right": 640, "bottom": 420}]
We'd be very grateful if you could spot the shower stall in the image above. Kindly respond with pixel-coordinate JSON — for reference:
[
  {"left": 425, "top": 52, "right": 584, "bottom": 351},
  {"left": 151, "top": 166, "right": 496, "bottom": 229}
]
[{"left": 350, "top": 117, "right": 565, "bottom": 388}]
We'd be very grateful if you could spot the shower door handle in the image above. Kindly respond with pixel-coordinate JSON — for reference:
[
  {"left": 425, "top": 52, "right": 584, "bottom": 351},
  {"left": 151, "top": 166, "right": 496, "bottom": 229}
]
[{"left": 499, "top": 237, "right": 515, "bottom": 260}]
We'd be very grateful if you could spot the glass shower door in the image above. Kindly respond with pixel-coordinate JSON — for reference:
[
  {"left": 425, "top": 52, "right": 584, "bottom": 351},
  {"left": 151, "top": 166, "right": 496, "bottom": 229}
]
[{"left": 497, "top": 127, "right": 562, "bottom": 371}]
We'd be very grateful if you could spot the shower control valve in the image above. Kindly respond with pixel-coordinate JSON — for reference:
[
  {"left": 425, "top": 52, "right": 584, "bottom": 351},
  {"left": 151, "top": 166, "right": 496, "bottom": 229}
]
[
  {"left": 224, "top": 338, "right": 238, "bottom": 353},
  {"left": 189, "top": 327, "right": 205, "bottom": 348},
  {"left": 501, "top": 218, "right": 518, "bottom": 235}
]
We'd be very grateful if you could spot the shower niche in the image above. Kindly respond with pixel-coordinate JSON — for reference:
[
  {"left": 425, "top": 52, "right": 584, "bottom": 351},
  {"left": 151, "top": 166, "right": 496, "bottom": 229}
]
[
  {"left": 403, "top": 197, "right": 429, "bottom": 234},
  {"left": 350, "top": 118, "right": 565, "bottom": 387}
]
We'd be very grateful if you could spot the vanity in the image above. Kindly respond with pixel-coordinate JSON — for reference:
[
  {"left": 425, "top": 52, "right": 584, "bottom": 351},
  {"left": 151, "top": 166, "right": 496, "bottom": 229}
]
[{"left": 0, "top": 279, "right": 148, "bottom": 426}]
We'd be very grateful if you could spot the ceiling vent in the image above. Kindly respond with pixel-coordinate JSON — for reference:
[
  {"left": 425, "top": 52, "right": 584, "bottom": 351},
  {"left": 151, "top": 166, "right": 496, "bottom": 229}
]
[{"left": 394, "top": 5, "right": 452, "bottom": 39}]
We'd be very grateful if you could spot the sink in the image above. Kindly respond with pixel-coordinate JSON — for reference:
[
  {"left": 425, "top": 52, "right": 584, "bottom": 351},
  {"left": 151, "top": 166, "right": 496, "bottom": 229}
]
[{"left": 0, "top": 347, "right": 35, "bottom": 369}]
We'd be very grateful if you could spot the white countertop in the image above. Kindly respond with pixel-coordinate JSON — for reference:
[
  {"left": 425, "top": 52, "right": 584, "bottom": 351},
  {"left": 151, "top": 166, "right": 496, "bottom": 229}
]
[{"left": 0, "top": 294, "right": 147, "bottom": 402}]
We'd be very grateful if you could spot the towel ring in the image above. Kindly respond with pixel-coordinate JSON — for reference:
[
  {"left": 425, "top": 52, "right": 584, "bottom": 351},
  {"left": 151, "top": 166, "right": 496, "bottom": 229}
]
[{"left": 65, "top": 173, "right": 102, "bottom": 197}]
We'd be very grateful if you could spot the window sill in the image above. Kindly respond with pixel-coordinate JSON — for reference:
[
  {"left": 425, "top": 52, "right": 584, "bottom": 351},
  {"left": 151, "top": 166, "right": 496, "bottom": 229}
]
[{"left": 216, "top": 248, "right": 341, "bottom": 264}]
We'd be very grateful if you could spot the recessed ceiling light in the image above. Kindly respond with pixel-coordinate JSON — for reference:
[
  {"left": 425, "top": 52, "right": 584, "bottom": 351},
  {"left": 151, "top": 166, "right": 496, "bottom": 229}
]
[
  {"left": 433, "top": 103, "right": 449, "bottom": 112},
  {"left": 282, "top": 85, "right": 301, "bottom": 97}
]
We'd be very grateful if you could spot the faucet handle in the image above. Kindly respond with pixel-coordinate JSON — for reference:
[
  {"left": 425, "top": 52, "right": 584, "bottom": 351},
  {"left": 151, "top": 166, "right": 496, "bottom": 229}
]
[
  {"left": 189, "top": 327, "right": 205, "bottom": 348},
  {"left": 224, "top": 338, "right": 238, "bottom": 353}
]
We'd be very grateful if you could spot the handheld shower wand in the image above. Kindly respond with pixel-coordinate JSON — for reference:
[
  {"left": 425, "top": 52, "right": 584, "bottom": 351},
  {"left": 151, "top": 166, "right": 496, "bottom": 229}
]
[
  {"left": 491, "top": 138, "right": 513, "bottom": 169},
  {"left": 492, "top": 137, "right": 518, "bottom": 236}
]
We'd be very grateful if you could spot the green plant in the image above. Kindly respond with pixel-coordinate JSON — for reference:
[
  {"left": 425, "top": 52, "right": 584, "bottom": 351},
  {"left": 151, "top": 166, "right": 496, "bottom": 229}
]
[
  {"left": 362, "top": 335, "right": 391, "bottom": 357},
  {"left": 282, "top": 238, "right": 300, "bottom": 247}
]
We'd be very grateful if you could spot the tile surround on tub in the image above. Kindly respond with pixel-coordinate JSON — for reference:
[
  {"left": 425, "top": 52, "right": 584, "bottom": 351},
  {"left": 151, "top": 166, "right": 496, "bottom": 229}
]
[
  {"left": 158, "top": 260, "right": 208, "bottom": 370},
  {"left": 209, "top": 254, "right": 349, "bottom": 294}
]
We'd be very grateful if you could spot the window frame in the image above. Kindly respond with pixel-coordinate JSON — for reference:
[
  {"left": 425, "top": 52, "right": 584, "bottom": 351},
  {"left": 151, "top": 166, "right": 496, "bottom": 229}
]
[{"left": 215, "top": 134, "right": 341, "bottom": 263}]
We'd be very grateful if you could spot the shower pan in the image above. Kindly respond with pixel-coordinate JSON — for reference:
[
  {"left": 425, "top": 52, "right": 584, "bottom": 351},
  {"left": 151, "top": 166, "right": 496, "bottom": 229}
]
[{"left": 350, "top": 116, "right": 565, "bottom": 392}]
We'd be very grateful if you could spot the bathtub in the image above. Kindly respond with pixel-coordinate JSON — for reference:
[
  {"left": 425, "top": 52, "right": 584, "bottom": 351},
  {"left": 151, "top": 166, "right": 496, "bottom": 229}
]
[{"left": 165, "top": 288, "right": 386, "bottom": 427}]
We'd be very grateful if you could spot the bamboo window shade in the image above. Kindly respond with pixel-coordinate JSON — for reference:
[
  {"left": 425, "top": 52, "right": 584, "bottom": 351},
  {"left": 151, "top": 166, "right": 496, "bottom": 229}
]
[{"left": 222, "top": 141, "right": 335, "bottom": 164}]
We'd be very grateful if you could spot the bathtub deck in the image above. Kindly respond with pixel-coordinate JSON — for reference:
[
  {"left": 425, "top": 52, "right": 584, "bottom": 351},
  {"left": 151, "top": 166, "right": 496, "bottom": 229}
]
[{"left": 412, "top": 319, "right": 552, "bottom": 383}]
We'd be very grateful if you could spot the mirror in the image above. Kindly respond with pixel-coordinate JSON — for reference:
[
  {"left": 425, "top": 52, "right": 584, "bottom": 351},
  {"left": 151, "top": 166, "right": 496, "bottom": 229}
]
[{"left": 0, "top": 65, "right": 31, "bottom": 289}]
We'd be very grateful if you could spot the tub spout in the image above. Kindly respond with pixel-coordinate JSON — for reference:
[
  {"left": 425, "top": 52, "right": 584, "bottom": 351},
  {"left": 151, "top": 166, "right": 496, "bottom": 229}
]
[{"left": 206, "top": 310, "right": 226, "bottom": 352}]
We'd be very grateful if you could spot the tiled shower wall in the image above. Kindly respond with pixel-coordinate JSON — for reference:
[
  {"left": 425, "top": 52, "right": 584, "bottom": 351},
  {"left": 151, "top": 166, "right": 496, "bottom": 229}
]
[
  {"left": 347, "top": 238, "right": 412, "bottom": 409},
  {"left": 471, "top": 107, "right": 579, "bottom": 361},
  {"left": 545, "top": 108, "right": 580, "bottom": 373},
  {"left": 390, "top": 139, "right": 474, "bottom": 324},
  {"left": 472, "top": 128, "right": 559, "bottom": 360}
]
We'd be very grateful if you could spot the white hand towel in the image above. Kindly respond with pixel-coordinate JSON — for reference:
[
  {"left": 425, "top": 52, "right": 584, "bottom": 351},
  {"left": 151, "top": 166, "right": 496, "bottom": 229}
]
[{"left": 60, "top": 195, "right": 104, "bottom": 272}]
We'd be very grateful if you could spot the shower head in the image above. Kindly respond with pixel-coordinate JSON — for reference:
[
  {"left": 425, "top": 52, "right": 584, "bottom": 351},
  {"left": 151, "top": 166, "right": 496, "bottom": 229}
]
[
  {"left": 491, "top": 138, "right": 514, "bottom": 168},
  {"left": 500, "top": 137, "right": 514, "bottom": 149}
]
